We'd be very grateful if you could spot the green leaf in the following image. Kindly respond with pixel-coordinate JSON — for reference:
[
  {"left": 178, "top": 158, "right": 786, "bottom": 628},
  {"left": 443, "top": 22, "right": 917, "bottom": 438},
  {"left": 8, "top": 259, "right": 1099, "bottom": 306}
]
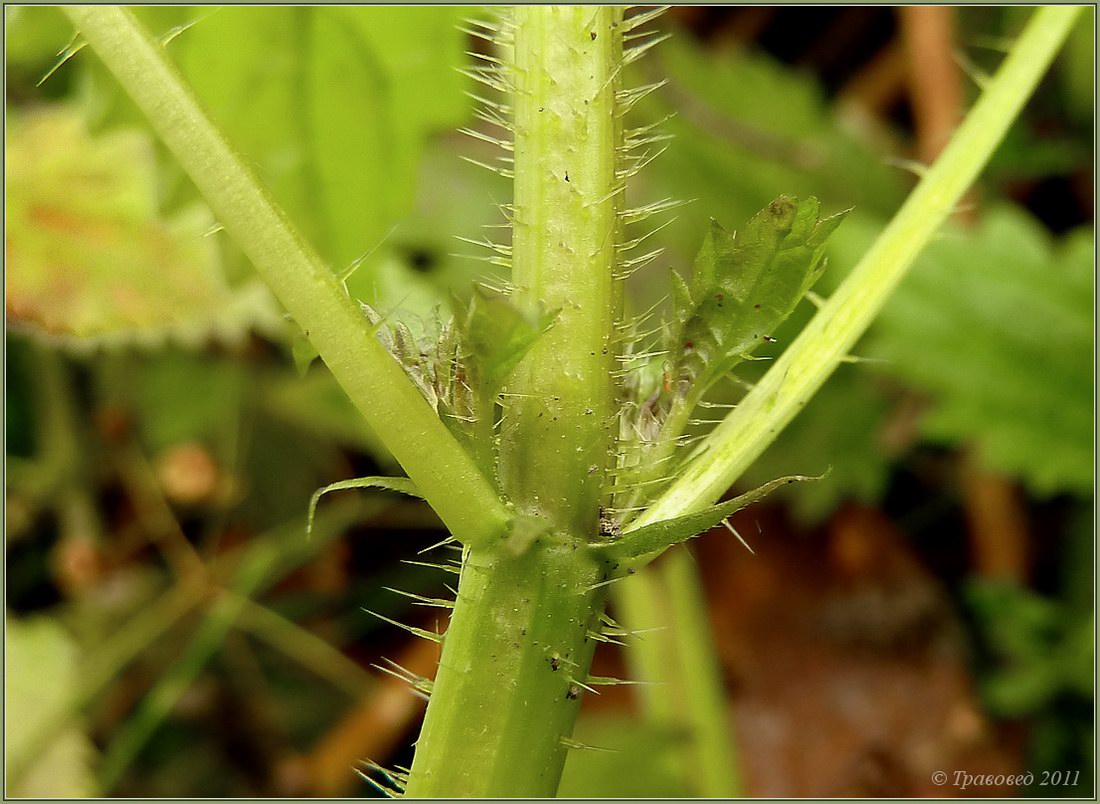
[
  {"left": 463, "top": 289, "right": 557, "bottom": 395},
  {"left": 307, "top": 475, "right": 421, "bottom": 539},
  {"left": 669, "top": 196, "right": 847, "bottom": 396},
  {"left": 90, "top": 7, "right": 471, "bottom": 287},
  {"left": 6, "top": 616, "right": 96, "bottom": 797},
  {"left": 964, "top": 579, "right": 1092, "bottom": 717},
  {"left": 872, "top": 205, "right": 1093, "bottom": 497},
  {"left": 605, "top": 474, "right": 819, "bottom": 562},
  {"left": 5, "top": 106, "right": 280, "bottom": 349},
  {"left": 5, "top": 6, "right": 74, "bottom": 80},
  {"left": 133, "top": 350, "right": 246, "bottom": 452},
  {"left": 632, "top": 36, "right": 905, "bottom": 271},
  {"left": 1060, "top": 7, "right": 1095, "bottom": 124},
  {"left": 260, "top": 365, "right": 395, "bottom": 462}
]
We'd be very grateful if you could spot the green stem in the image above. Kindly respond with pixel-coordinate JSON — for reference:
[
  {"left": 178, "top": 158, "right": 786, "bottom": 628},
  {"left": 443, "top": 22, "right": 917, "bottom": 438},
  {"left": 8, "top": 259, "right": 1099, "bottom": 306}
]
[
  {"left": 406, "top": 8, "right": 625, "bottom": 796},
  {"left": 96, "top": 592, "right": 253, "bottom": 792},
  {"left": 7, "top": 500, "right": 366, "bottom": 793},
  {"left": 32, "top": 347, "right": 82, "bottom": 489},
  {"left": 614, "top": 8, "right": 1079, "bottom": 797},
  {"left": 63, "top": 6, "right": 509, "bottom": 550},
  {"left": 613, "top": 549, "right": 740, "bottom": 796},
  {"left": 630, "top": 5, "right": 1081, "bottom": 535},
  {"left": 661, "top": 549, "right": 741, "bottom": 795},
  {"left": 499, "top": 6, "right": 622, "bottom": 526},
  {"left": 405, "top": 545, "right": 608, "bottom": 796},
  {"left": 94, "top": 501, "right": 367, "bottom": 792},
  {"left": 231, "top": 596, "right": 375, "bottom": 700},
  {"left": 30, "top": 348, "right": 109, "bottom": 551}
]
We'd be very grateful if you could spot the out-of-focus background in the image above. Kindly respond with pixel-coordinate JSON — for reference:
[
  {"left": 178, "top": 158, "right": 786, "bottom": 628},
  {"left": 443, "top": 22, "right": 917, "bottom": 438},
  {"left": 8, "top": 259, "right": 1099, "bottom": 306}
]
[{"left": 5, "top": 5, "right": 1094, "bottom": 798}]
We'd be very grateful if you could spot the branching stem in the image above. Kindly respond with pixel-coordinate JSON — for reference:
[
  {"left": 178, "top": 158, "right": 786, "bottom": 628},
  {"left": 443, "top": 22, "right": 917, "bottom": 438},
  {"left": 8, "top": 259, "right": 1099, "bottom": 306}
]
[
  {"left": 63, "top": 6, "right": 510, "bottom": 550},
  {"left": 406, "top": 9, "right": 626, "bottom": 796},
  {"left": 628, "top": 5, "right": 1082, "bottom": 537}
]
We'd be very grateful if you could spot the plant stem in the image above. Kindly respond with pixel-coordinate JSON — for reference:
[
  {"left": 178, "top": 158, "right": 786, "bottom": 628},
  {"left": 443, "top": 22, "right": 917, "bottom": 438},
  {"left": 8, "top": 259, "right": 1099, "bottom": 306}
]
[
  {"left": 63, "top": 6, "right": 509, "bottom": 550},
  {"left": 630, "top": 5, "right": 1081, "bottom": 535},
  {"left": 5, "top": 584, "right": 202, "bottom": 791},
  {"left": 406, "top": 8, "right": 625, "bottom": 796},
  {"left": 230, "top": 596, "right": 376, "bottom": 700},
  {"left": 660, "top": 549, "right": 741, "bottom": 795},
  {"left": 614, "top": 8, "right": 1078, "bottom": 797},
  {"left": 616, "top": 549, "right": 741, "bottom": 795},
  {"left": 6, "top": 499, "right": 368, "bottom": 793},
  {"left": 405, "top": 545, "right": 609, "bottom": 796},
  {"left": 95, "top": 502, "right": 369, "bottom": 791},
  {"left": 499, "top": 6, "right": 622, "bottom": 527}
]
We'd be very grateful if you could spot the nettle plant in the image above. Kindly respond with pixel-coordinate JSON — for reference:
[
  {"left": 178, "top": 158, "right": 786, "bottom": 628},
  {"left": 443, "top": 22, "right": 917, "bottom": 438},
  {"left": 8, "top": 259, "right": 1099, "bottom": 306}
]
[{"left": 65, "top": 5, "right": 1079, "bottom": 797}]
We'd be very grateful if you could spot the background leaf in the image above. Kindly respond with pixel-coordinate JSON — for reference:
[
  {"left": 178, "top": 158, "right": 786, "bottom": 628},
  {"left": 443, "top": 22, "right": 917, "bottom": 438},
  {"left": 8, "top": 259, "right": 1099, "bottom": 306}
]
[
  {"left": 557, "top": 715, "right": 690, "bottom": 798},
  {"left": 871, "top": 205, "right": 1093, "bottom": 496},
  {"left": 5, "top": 107, "right": 279, "bottom": 349},
  {"left": 6, "top": 616, "right": 97, "bottom": 797},
  {"left": 102, "top": 7, "right": 472, "bottom": 300}
]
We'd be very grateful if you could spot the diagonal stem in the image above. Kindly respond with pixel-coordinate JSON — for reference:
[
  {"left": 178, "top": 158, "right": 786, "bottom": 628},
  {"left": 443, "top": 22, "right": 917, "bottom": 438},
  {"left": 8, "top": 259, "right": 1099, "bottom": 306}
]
[
  {"left": 629, "top": 5, "right": 1082, "bottom": 536},
  {"left": 63, "top": 6, "right": 510, "bottom": 550},
  {"left": 614, "top": 7, "right": 1080, "bottom": 797}
]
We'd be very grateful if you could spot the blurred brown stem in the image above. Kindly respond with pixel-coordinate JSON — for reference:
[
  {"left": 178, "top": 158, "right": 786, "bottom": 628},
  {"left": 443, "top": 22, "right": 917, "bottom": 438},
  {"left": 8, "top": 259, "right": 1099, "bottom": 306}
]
[
  {"left": 960, "top": 455, "right": 1031, "bottom": 584},
  {"left": 294, "top": 635, "right": 438, "bottom": 796},
  {"left": 113, "top": 443, "right": 208, "bottom": 580},
  {"left": 899, "top": 7, "right": 965, "bottom": 166}
]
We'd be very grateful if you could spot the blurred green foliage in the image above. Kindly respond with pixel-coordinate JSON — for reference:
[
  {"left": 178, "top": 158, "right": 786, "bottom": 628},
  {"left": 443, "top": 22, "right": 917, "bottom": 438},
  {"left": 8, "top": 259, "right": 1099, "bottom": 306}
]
[
  {"left": 6, "top": 106, "right": 279, "bottom": 347},
  {"left": 872, "top": 207, "right": 1093, "bottom": 497},
  {"left": 967, "top": 574, "right": 1094, "bottom": 796},
  {"left": 4, "top": 5, "right": 1092, "bottom": 798},
  {"left": 558, "top": 716, "right": 690, "bottom": 797},
  {"left": 6, "top": 617, "right": 96, "bottom": 797}
]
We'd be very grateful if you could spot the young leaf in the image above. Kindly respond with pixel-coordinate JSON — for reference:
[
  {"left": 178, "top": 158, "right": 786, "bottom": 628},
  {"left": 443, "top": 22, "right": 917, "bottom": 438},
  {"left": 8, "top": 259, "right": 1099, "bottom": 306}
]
[
  {"left": 598, "top": 474, "right": 820, "bottom": 562},
  {"left": 461, "top": 288, "right": 557, "bottom": 397},
  {"left": 669, "top": 196, "right": 848, "bottom": 398},
  {"left": 615, "top": 197, "right": 846, "bottom": 512},
  {"left": 363, "top": 290, "right": 554, "bottom": 465},
  {"left": 307, "top": 476, "right": 421, "bottom": 539}
]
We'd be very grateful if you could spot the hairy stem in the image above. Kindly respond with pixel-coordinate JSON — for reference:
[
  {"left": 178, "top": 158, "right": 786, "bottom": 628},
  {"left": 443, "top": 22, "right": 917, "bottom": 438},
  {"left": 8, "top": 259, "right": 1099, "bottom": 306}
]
[
  {"left": 63, "top": 6, "right": 509, "bottom": 550},
  {"left": 499, "top": 6, "right": 623, "bottom": 526},
  {"left": 406, "top": 8, "right": 625, "bottom": 796},
  {"left": 405, "top": 545, "right": 609, "bottom": 796}
]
